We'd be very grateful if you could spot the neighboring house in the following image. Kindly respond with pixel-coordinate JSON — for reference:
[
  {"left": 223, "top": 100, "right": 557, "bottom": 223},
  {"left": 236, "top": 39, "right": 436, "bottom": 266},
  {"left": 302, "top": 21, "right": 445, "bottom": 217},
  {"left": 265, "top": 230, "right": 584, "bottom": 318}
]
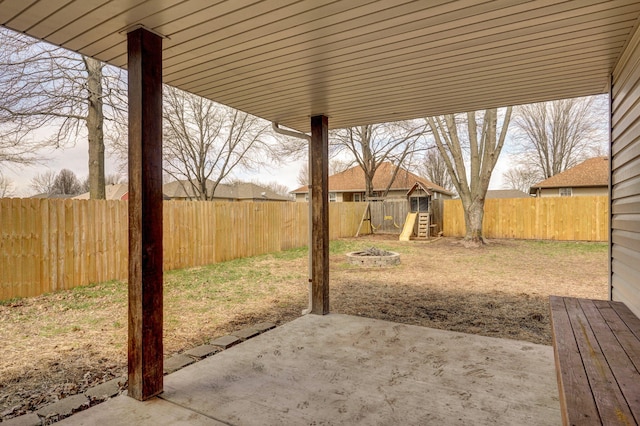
[
  {"left": 74, "top": 183, "right": 130, "bottom": 200},
  {"left": 529, "top": 157, "right": 609, "bottom": 197},
  {"left": 291, "top": 162, "right": 454, "bottom": 202},
  {"left": 486, "top": 189, "right": 531, "bottom": 199},
  {"left": 163, "top": 180, "right": 292, "bottom": 202},
  {"left": 30, "top": 193, "right": 75, "bottom": 199}
]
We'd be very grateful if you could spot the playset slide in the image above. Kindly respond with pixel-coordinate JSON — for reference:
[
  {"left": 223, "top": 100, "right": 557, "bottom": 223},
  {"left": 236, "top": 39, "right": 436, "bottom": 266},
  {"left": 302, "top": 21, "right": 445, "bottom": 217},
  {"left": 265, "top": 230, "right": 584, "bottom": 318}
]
[{"left": 399, "top": 212, "right": 417, "bottom": 241}]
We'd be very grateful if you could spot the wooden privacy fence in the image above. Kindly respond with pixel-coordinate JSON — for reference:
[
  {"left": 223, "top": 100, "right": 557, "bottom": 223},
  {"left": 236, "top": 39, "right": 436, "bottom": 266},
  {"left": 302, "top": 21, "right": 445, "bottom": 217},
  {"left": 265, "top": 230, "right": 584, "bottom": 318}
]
[
  {"left": 0, "top": 199, "right": 368, "bottom": 300},
  {"left": 369, "top": 199, "right": 408, "bottom": 234},
  {"left": 443, "top": 196, "right": 609, "bottom": 241}
]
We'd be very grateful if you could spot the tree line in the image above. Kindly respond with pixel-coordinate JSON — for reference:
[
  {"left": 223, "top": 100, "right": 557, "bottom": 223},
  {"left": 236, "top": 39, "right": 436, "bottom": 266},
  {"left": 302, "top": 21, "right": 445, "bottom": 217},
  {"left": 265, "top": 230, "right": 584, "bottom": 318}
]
[{"left": 0, "top": 27, "right": 607, "bottom": 244}]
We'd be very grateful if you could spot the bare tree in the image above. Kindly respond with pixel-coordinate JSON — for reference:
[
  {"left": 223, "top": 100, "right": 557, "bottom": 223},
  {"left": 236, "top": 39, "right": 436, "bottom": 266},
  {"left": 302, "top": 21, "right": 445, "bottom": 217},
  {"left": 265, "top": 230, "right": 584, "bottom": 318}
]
[
  {"left": 502, "top": 166, "right": 540, "bottom": 193},
  {"left": 427, "top": 108, "right": 512, "bottom": 244},
  {"left": 80, "top": 176, "right": 90, "bottom": 193},
  {"left": 296, "top": 159, "right": 351, "bottom": 187},
  {"left": 162, "top": 87, "right": 272, "bottom": 200},
  {"left": 105, "top": 173, "right": 126, "bottom": 185},
  {"left": 53, "top": 169, "right": 82, "bottom": 195},
  {"left": 30, "top": 169, "right": 83, "bottom": 195},
  {"left": 297, "top": 164, "right": 309, "bottom": 187},
  {"left": 332, "top": 121, "right": 428, "bottom": 198},
  {"left": 512, "top": 96, "right": 606, "bottom": 179},
  {"left": 419, "top": 149, "right": 454, "bottom": 192},
  {"left": 30, "top": 170, "right": 58, "bottom": 195},
  {"left": 0, "top": 174, "right": 15, "bottom": 197},
  {"left": 0, "top": 28, "right": 127, "bottom": 199},
  {"left": 329, "top": 158, "right": 352, "bottom": 175}
]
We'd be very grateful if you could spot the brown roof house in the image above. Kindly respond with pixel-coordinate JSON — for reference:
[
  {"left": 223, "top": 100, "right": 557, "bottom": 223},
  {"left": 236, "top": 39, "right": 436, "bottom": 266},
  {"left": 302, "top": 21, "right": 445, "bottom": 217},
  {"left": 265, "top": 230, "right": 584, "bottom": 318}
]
[
  {"left": 292, "top": 162, "right": 454, "bottom": 202},
  {"left": 163, "top": 180, "right": 292, "bottom": 202},
  {"left": 73, "top": 183, "right": 130, "bottom": 200},
  {"left": 529, "top": 157, "right": 609, "bottom": 197}
]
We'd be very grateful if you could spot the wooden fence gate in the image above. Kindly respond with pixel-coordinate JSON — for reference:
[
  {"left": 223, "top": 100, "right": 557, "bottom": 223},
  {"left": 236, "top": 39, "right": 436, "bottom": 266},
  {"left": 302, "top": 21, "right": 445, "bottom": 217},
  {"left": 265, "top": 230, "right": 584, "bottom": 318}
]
[{"left": 368, "top": 199, "right": 408, "bottom": 234}]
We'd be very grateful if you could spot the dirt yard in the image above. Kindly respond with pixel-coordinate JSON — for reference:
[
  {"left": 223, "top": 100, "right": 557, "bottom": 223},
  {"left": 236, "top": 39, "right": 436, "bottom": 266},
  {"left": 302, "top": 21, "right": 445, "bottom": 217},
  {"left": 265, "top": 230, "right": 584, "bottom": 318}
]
[{"left": 0, "top": 236, "right": 608, "bottom": 420}]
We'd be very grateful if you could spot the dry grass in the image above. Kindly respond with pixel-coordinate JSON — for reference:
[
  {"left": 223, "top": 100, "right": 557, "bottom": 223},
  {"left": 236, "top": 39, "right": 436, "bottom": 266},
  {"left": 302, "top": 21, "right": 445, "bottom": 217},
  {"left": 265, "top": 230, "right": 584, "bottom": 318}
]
[
  {"left": 0, "top": 236, "right": 608, "bottom": 419},
  {"left": 332, "top": 235, "right": 607, "bottom": 344}
]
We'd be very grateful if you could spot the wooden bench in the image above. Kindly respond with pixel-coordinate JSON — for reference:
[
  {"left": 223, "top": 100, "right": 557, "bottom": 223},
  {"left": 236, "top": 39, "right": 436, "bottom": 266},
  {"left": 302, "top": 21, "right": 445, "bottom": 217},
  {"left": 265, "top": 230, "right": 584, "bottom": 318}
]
[{"left": 549, "top": 296, "right": 640, "bottom": 425}]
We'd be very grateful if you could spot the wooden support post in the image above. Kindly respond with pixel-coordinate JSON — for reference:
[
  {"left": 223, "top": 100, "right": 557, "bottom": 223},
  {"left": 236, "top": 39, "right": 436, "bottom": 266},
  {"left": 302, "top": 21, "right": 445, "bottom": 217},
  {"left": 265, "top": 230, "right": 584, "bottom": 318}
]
[
  {"left": 310, "top": 115, "right": 329, "bottom": 315},
  {"left": 127, "top": 28, "right": 164, "bottom": 401}
]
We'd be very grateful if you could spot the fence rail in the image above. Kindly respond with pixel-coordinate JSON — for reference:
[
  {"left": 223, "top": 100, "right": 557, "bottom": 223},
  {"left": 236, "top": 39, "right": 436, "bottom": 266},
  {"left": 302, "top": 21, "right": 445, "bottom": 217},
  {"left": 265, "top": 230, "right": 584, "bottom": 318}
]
[
  {"left": 0, "top": 199, "right": 368, "bottom": 301},
  {"left": 443, "top": 196, "right": 609, "bottom": 241}
]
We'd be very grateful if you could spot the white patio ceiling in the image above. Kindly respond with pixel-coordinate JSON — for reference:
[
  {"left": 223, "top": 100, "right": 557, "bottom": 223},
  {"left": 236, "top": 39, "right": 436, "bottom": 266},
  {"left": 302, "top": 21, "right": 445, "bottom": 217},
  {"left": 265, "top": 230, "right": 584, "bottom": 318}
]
[{"left": 2, "top": 0, "right": 640, "bottom": 132}]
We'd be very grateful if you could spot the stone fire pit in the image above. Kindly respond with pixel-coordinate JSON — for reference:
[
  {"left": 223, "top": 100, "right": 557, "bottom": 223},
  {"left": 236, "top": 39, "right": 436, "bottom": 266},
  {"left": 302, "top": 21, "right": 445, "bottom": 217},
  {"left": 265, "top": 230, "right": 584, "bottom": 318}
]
[{"left": 346, "top": 247, "right": 401, "bottom": 267}]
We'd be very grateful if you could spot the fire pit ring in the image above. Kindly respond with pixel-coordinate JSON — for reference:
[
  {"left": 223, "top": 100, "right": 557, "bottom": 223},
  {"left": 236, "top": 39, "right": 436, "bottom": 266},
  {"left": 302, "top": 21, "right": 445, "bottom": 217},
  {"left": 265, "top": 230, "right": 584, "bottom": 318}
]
[{"left": 346, "top": 247, "right": 401, "bottom": 267}]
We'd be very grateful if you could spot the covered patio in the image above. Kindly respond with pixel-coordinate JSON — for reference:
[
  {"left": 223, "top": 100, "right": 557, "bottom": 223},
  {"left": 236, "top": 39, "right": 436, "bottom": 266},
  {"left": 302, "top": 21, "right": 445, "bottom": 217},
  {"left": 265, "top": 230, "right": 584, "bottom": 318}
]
[
  {"left": 58, "top": 314, "right": 560, "bottom": 425},
  {"left": 3, "top": 1, "right": 640, "bottom": 424}
]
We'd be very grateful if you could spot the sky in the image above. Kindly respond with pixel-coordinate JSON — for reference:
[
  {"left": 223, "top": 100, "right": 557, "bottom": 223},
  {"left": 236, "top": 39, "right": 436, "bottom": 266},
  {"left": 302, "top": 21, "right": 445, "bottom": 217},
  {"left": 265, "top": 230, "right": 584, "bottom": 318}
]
[
  {"left": 2, "top": 97, "right": 608, "bottom": 197},
  {"left": 2, "top": 138, "right": 512, "bottom": 197},
  {"left": 2, "top": 140, "right": 307, "bottom": 197}
]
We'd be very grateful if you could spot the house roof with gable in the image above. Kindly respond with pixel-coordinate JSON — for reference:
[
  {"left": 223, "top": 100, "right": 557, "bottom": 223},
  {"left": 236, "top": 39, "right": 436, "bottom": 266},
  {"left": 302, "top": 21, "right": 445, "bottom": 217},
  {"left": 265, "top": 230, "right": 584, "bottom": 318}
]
[
  {"left": 529, "top": 157, "right": 609, "bottom": 193},
  {"left": 230, "top": 182, "right": 292, "bottom": 201},
  {"left": 74, "top": 184, "right": 129, "bottom": 200},
  {"left": 292, "top": 162, "right": 453, "bottom": 196},
  {"left": 163, "top": 180, "right": 291, "bottom": 201}
]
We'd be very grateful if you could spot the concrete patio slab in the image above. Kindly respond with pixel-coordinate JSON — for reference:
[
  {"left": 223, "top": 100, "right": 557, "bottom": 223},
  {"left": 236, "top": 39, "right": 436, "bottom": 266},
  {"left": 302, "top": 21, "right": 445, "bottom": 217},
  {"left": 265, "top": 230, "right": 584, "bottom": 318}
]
[
  {"left": 57, "top": 392, "right": 226, "bottom": 425},
  {"left": 58, "top": 314, "right": 560, "bottom": 425}
]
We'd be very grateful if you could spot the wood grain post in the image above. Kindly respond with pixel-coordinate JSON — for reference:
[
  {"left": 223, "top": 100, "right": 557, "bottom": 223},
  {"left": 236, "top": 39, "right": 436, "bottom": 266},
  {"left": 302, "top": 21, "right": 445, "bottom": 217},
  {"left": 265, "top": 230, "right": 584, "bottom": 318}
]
[
  {"left": 310, "top": 115, "right": 329, "bottom": 315},
  {"left": 127, "top": 28, "right": 164, "bottom": 401}
]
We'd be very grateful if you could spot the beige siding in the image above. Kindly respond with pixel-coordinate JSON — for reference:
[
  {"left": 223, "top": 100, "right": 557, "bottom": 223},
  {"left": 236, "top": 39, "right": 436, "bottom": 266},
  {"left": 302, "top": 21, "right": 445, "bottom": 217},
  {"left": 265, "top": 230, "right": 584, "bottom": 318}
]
[
  {"left": 572, "top": 187, "right": 609, "bottom": 197},
  {"left": 5, "top": 1, "right": 638, "bottom": 133},
  {"left": 611, "top": 24, "right": 640, "bottom": 318},
  {"left": 537, "top": 186, "right": 608, "bottom": 197},
  {"left": 382, "top": 190, "right": 407, "bottom": 199}
]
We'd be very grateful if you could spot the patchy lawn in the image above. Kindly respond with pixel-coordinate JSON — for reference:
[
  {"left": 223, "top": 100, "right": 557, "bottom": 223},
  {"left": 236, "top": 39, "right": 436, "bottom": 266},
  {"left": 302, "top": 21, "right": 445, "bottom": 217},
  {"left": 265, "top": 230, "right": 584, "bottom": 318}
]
[{"left": 0, "top": 236, "right": 608, "bottom": 419}]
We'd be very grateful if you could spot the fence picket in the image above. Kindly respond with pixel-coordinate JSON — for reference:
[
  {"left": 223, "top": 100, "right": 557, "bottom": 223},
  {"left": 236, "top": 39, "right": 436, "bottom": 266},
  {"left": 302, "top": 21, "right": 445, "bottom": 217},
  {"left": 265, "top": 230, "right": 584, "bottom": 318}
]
[
  {"left": 443, "top": 196, "right": 609, "bottom": 241},
  {"left": 1, "top": 197, "right": 607, "bottom": 301}
]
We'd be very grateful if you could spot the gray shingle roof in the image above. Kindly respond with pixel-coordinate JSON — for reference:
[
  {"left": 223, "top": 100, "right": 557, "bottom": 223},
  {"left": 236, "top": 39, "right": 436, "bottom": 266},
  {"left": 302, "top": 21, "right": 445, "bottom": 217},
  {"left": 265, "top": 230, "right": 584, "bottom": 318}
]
[{"left": 163, "top": 180, "right": 291, "bottom": 201}]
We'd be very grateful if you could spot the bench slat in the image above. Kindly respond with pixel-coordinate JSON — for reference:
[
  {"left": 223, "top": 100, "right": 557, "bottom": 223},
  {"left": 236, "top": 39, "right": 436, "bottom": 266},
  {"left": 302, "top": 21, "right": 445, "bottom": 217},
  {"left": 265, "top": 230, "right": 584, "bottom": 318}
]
[
  {"left": 551, "top": 296, "right": 640, "bottom": 426},
  {"left": 578, "top": 299, "right": 640, "bottom": 423},
  {"left": 607, "top": 300, "right": 640, "bottom": 343},
  {"left": 550, "top": 296, "right": 601, "bottom": 425},
  {"left": 564, "top": 297, "right": 634, "bottom": 425}
]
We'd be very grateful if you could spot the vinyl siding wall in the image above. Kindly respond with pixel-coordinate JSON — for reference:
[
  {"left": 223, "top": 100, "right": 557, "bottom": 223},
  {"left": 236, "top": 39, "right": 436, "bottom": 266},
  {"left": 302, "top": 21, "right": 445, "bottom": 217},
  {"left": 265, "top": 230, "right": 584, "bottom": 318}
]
[
  {"left": 611, "top": 25, "right": 640, "bottom": 317},
  {"left": 537, "top": 187, "right": 608, "bottom": 197}
]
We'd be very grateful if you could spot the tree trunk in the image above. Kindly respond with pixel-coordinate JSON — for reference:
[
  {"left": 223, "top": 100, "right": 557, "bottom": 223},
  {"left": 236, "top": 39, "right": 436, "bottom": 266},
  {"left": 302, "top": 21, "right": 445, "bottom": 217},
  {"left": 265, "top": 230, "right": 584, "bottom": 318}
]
[
  {"left": 365, "top": 174, "right": 374, "bottom": 199},
  {"left": 463, "top": 198, "right": 485, "bottom": 243},
  {"left": 84, "top": 57, "right": 105, "bottom": 199}
]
